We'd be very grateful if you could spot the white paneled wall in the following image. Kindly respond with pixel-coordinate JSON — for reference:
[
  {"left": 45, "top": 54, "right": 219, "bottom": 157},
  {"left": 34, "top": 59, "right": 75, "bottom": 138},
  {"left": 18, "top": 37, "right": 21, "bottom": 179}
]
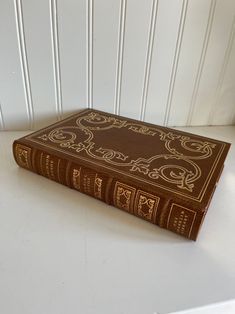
[{"left": 0, "top": 0, "right": 235, "bottom": 130}]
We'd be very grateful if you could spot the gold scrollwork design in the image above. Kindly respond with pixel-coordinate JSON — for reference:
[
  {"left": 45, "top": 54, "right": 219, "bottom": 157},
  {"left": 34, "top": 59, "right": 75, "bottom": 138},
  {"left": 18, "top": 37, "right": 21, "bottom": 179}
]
[
  {"left": 179, "top": 136, "right": 216, "bottom": 159},
  {"left": 128, "top": 125, "right": 156, "bottom": 136},
  {"left": 48, "top": 128, "right": 77, "bottom": 144},
  {"left": 94, "top": 174, "right": 102, "bottom": 199},
  {"left": 148, "top": 165, "right": 196, "bottom": 192},
  {"left": 76, "top": 112, "right": 127, "bottom": 131},
  {"left": 36, "top": 111, "right": 216, "bottom": 193},
  {"left": 130, "top": 155, "right": 201, "bottom": 192},
  {"left": 95, "top": 147, "right": 129, "bottom": 162}
]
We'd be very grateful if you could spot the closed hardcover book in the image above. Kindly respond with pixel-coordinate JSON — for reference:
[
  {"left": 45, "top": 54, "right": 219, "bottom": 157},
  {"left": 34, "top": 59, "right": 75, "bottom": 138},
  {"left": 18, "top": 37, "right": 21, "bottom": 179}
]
[{"left": 13, "top": 109, "right": 230, "bottom": 240}]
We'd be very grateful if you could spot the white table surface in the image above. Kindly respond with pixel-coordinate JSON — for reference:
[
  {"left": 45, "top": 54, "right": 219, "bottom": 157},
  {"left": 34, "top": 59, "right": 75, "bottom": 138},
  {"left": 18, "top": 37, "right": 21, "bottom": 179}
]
[{"left": 0, "top": 126, "right": 235, "bottom": 314}]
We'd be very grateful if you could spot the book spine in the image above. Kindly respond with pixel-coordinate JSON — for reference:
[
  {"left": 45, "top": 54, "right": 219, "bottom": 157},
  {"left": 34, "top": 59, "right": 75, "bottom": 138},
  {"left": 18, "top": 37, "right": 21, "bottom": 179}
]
[
  {"left": 13, "top": 141, "right": 112, "bottom": 204},
  {"left": 13, "top": 141, "right": 200, "bottom": 240},
  {"left": 160, "top": 201, "right": 202, "bottom": 241},
  {"left": 110, "top": 179, "right": 201, "bottom": 240}
]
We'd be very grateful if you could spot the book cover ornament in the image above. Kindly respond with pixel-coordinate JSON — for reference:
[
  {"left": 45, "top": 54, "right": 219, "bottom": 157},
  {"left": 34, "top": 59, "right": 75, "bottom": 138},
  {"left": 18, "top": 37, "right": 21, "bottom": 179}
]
[{"left": 13, "top": 109, "right": 230, "bottom": 240}]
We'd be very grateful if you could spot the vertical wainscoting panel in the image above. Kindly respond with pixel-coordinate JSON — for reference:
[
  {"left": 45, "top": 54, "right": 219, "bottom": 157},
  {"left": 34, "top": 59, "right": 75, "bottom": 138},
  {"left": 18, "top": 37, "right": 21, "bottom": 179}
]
[
  {"left": 118, "top": 0, "right": 152, "bottom": 119},
  {"left": 189, "top": 0, "right": 235, "bottom": 126},
  {"left": 0, "top": 0, "right": 29, "bottom": 130},
  {"left": 22, "top": 0, "right": 58, "bottom": 129},
  {"left": 57, "top": 0, "right": 87, "bottom": 115},
  {"left": 0, "top": 0, "right": 235, "bottom": 129},
  {"left": 144, "top": 0, "right": 184, "bottom": 126},
  {"left": 87, "top": 0, "right": 93, "bottom": 108},
  {"left": 92, "top": 0, "right": 120, "bottom": 113},
  {"left": 210, "top": 17, "right": 235, "bottom": 125},
  {"left": 167, "top": 0, "right": 212, "bottom": 126}
]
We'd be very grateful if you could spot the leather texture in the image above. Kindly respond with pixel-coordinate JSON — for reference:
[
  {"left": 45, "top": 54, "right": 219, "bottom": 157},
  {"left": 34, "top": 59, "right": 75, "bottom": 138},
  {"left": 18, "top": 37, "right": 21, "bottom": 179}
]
[{"left": 12, "top": 108, "right": 231, "bottom": 240}]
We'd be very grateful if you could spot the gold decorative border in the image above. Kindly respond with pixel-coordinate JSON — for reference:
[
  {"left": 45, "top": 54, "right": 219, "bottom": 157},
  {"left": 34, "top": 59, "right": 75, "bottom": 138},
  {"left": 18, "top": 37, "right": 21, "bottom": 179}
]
[
  {"left": 94, "top": 173, "right": 103, "bottom": 199},
  {"left": 134, "top": 190, "right": 160, "bottom": 223},
  {"left": 15, "top": 144, "right": 32, "bottom": 169},
  {"left": 167, "top": 203, "right": 196, "bottom": 238},
  {"left": 25, "top": 109, "right": 226, "bottom": 202},
  {"left": 72, "top": 166, "right": 81, "bottom": 190},
  {"left": 113, "top": 181, "right": 136, "bottom": 213}
]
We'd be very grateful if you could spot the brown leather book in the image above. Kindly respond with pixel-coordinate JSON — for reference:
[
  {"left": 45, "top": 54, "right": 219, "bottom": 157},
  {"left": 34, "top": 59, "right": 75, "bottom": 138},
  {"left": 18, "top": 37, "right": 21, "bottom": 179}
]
[{"left": 12, "top": 108, "right": 230, "bottom": 240}]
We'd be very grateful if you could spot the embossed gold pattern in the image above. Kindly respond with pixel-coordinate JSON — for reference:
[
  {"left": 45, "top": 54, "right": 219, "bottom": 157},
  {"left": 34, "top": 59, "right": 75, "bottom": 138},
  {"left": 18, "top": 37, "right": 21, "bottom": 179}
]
[
  {"left": 15, "top": 144, "right": 32, "bottom": 169},
  {"left": 113, "top": 182, "right": 136, "bottom": 213},
  {"left": 167, "top": 203, "right": 196, "bottom": 237},
  {"left": 72, "top": 167, "right": 81, "bottom": 190},
  {"left": 38, "top": 112, "right": 215, "bottom": 192},
  {"left": 26, "top": 110, "right": 225, "bottom": 202},
  {"left": 134, "top": 190, "right": 160, "bottom": 222},
  {"left": 94, "top": 174, "right": 102, "bottom": 199},
  {"left": 13, "top": 108, "right": 229, "bottom": 240},
  {"left": 113, "top": 182, "right": 160, "bottom": 222}
]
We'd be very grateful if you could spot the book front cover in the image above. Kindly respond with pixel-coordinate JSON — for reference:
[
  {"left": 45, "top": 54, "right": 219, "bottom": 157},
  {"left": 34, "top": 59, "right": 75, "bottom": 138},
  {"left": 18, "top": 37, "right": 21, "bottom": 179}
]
[{"left": 21, "top": 109, "right": 230, "bottom": 208}]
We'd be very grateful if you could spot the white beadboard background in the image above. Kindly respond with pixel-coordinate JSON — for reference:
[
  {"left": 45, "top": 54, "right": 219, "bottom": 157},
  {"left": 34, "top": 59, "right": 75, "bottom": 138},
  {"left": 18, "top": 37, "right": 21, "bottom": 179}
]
[{"left": 0, "top": 0, "right": 235, "bottom": 130}]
